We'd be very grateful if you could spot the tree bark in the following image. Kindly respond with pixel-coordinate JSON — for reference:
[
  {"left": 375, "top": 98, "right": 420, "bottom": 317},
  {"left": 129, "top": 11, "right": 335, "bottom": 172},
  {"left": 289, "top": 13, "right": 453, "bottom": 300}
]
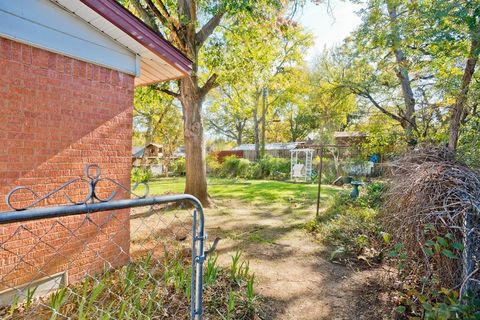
[
  {"left": 448, "top": 20, "right": 480, "bottom": 151},
  {"left": 260, "top": 88, "right": 267, "bottom": 158},
  {"left": 180, "top": 79, "right": 210, "bottom": 206},
  {"left": 387, "top": 2, "right": 417, "bottom": 145},
  {"left": 236, "top": 122, "right": 244, "bottom": 146},
  {"left": 253, "top": 92, "right": 261, "bottom": 160}
]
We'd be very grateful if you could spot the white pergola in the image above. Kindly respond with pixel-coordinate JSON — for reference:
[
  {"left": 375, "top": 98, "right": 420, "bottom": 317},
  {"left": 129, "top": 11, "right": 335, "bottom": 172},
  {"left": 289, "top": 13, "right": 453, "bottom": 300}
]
[{"left": 290, "top": 148, "right": 314, "bottom": 182}]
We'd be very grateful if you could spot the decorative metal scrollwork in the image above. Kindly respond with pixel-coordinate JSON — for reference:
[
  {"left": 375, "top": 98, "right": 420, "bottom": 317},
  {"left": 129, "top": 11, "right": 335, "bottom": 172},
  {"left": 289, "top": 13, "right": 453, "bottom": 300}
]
[{"left": 6, "top": 164, "right": 149, "bottom": 211}]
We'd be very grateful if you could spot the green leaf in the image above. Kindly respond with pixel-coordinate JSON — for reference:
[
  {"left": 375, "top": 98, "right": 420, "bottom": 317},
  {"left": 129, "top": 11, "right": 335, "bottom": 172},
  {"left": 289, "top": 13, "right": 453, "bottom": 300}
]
[
  {"left": 424, "top": 240, "right": 436, "bottom": 247},
  {"left": 381, "top": 232, "right": 391, "bottom": 244},
  {"left": 395, "top": 305, "right": 406, "bottom": 313},
  {"left": 388, "top": 250, "right": 399, "bottom": 257},
  {"left": 436, "top": 236, "right": 448, "bottom": 247},
  {"left": 422, "top": 302, "right": 433, "bottom": 311},
  {"left": 423, "top": 247, "right": 434, "bottom": 256},
  {"left": 452, "top": 242, "right": 464, "bottom": 251},
  {"left": 442, "top": 249, "right": 459, "bottom": 259}
]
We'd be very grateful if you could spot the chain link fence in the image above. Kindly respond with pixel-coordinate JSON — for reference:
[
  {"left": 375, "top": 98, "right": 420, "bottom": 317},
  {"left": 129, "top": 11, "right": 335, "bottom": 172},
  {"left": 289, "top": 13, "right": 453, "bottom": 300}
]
[
  {"left": 0, "top": 165, "right": 206, "bottom": 319},
  {"left": 462, "top": 202, "right": 480, "bottom": 298}
]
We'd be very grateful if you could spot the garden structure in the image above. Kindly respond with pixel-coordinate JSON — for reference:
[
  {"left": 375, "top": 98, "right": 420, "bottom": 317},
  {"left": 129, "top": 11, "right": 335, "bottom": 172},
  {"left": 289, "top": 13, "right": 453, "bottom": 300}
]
[
  {"left": 0, "top": 0, "right": 193, "bottom": 315},
  {"left": 290, "top": 148, "right": 314, "bottom": 182}
]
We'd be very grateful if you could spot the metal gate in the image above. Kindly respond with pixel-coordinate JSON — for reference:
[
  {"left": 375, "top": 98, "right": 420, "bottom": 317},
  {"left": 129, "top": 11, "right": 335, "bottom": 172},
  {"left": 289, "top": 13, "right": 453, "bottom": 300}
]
[{"left": 0, "top": 165, "right": 207, "bottom": 319}]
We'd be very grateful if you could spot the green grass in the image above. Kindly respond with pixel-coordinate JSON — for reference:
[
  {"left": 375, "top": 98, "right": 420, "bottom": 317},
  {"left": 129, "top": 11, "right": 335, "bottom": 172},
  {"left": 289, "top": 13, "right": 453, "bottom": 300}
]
[{"left": 142, "top": 177, "right": 340, "bottom": 207}]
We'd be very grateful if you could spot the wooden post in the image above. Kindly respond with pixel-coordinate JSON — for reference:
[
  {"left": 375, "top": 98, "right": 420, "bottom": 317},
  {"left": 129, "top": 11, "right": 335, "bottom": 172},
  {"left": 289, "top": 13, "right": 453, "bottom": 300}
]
[{"left": 315, "top": 146, "right": 324, "bottom": 218}]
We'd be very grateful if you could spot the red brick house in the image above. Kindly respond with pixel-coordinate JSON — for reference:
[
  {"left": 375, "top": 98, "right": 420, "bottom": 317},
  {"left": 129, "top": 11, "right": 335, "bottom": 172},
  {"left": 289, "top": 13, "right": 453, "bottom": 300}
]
[{"left": 0, "top": 0, "right": 190, "bottom": 300}]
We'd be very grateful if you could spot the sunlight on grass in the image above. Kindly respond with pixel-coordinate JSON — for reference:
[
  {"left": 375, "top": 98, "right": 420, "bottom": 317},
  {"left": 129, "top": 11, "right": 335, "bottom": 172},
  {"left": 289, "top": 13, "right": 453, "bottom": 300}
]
[{"left": 141, "top": 177, "right": 341, "bottom": 207}]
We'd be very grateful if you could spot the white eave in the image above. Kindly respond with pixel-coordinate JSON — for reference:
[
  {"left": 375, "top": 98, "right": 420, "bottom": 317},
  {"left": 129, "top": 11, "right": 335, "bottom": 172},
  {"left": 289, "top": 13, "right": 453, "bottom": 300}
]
[{"left": 53, "top": 0, "right": 191, "bottom": 86}]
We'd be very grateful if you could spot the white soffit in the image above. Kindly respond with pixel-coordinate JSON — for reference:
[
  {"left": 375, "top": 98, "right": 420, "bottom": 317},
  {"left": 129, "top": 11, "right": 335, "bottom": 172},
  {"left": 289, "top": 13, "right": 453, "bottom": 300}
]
[{"left": 52, "top": 0, "right": 187, "bottom": 85}]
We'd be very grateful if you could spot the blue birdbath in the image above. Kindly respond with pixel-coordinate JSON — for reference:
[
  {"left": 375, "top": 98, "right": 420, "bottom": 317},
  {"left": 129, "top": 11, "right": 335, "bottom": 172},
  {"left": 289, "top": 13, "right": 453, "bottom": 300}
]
[{"left": 350, "top": 181, "right": 364, "bottom": 199}]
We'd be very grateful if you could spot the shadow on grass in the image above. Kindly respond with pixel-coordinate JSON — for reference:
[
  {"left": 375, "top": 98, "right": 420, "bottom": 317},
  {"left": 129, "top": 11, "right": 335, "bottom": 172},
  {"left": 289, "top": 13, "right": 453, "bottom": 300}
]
[{"left": 143, "top": 177, "right": 341, "bottom": 208}]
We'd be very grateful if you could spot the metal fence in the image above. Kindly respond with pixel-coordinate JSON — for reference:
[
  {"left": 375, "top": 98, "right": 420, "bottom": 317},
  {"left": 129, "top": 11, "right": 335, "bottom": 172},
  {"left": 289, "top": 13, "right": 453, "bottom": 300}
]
[
  {"left": 0, "top": 165, "right": 207, "bottom": 319},
  {"left": 462, "top": 201, "right": 480, "bottom": 299}
]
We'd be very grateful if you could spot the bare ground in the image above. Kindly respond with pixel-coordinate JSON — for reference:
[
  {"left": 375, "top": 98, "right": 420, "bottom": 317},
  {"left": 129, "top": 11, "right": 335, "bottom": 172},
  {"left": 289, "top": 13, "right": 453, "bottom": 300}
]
[{"left": 205, "top": 199, "right": 392, "bottom": 320}]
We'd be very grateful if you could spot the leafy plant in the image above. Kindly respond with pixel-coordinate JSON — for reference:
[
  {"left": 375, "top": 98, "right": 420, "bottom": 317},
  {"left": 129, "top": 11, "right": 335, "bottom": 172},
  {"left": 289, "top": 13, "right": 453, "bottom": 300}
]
[
  {"left": 219, "top": 156, "right": 251, "bottom": 178},
  {"left": 226, "top": 290, "right": 236, "bottom": 320},
  {"left": 131, "top": 167, "right": 152, "bottom": 183},
  {"left": 306, "top": 191, "right": 383, "bottom": 261},
  {"left": 49, "top": 287, "right": 67, "bottom": 320},
  {"left": 204, "top": 254, "right": 219, "bottom": 286}
]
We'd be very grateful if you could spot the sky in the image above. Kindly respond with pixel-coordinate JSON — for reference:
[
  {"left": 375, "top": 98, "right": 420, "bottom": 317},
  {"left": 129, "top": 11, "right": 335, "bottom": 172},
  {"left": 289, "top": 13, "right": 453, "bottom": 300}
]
[{"left": 297, "top": 1, "right": 363, "bottom": 62}]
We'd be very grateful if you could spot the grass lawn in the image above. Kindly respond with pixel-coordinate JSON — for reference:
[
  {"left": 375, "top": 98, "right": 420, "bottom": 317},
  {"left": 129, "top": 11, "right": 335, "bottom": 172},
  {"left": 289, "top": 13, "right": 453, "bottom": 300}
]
[{"left": 142, "top": 177, "right": 340, "bottom": 207}]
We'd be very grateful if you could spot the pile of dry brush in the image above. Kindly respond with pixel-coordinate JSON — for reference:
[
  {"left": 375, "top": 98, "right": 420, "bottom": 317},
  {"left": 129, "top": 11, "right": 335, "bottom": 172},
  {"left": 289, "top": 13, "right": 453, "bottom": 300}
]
[{"left": 383, "top": 146, "right": 479, "bottom": 297}]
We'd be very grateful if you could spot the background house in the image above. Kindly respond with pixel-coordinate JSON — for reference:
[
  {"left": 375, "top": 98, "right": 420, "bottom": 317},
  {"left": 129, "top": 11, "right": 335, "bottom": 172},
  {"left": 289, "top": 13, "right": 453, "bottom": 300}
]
[
  {"left": 0, "top": 0, "right": 190, "bottom": 298},
  {"left": 229, "top": 142, "right": 306, "bottom": 161}
]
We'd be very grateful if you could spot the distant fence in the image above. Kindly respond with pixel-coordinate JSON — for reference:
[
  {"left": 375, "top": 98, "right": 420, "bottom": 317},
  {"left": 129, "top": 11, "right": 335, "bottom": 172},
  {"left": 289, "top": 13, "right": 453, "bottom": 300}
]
[{"left": 216, "top": 150, "right": 244, "bottom": 162}]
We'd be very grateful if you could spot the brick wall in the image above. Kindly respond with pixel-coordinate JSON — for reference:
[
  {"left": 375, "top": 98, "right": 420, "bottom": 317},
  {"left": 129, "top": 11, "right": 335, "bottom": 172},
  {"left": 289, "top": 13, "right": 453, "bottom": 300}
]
[{"left": 0, "top": 37, "right": 134, "bottom": 291}]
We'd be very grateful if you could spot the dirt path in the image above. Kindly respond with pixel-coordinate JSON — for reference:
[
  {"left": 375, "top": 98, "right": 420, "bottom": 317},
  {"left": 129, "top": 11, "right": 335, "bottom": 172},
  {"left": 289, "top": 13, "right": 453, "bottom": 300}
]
[{"left": 205, "top": 199, "right": 389, "bottom": 320}]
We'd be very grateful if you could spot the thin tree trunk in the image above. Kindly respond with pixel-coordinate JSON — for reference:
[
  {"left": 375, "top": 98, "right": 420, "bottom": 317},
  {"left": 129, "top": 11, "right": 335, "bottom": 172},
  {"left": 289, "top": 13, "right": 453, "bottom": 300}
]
[
  {"left": 236, "top": 129, "right": 243, "bottom": 146},
  {"left": 260, "top": 88, "right": 267, "bottom": 158},
  {"left": 448, "top": 20, "right": 480, "bottom": 151},
  {"left": 253, "top": 92, "right": 261, "bottom": 160}
]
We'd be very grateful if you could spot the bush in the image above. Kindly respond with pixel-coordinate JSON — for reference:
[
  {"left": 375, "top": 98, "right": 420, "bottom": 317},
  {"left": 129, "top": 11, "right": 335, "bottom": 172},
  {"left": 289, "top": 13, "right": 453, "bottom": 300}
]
[
  {"left": 219, "top": 156, "right": 251, "bottom": 178},
  {"left": 360, "top": 181, "right": 386, "bottom": 208},
  {"left": 206, "top": 154, "right": 221, "bottom": 175},
  {"left": 306, "top": 192, "right": 382, "bottom": 259},
  {"left": 306, "top": 181, "right": 388, "bottom": 261},
  {"left": 215, "top": 156, "right": 291, "bottom": 181},
  {"left": 257, "top": 156, "right": 290, "bottom": 180},
  {"left": 171, "top": 157, "right": 186, "bottom": 176},
  {"left": 131, "top": 167, "right": 152, "bottom": 183}
]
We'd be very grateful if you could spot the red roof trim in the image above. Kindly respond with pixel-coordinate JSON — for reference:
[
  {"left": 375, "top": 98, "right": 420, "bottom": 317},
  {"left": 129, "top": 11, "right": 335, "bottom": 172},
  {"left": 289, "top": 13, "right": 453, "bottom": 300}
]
[{"left": 79, "top": 0, "right": 192, "bottom": 76}]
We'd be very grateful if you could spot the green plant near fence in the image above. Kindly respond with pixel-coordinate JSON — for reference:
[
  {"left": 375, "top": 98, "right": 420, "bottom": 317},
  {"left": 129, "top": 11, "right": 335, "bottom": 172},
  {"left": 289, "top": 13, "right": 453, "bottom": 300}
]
[
  {"left": 3, "top": 251, "right": 261, "bottom": 320},
  {"left": 131, "top": 167, "right": 152, "bottom": 183},
  {"left": 216, "top": 155, "right": 291, "bottom": 181}
]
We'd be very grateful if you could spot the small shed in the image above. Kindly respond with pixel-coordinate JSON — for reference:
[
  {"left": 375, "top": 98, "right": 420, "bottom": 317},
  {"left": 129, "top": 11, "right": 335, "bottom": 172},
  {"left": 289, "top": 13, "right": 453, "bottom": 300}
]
[
  {"left": 132, "top": 143, "right": 164, "bottom": 167},
  {"left": 334, "top": 131, "right": 367, "bottom": 147},
  {"left": 0, "top": 0, "right": 190, "bottom": 297}
]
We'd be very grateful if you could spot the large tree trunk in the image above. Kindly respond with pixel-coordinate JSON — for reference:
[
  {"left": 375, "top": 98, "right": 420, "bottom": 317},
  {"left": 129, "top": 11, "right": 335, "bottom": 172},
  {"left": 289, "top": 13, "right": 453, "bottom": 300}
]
[
  {"left": 236, "top": 127, "right": 243, "bottom": 146},
  {"left": 387, "top": 2, "right": 417, "bottom": 146},
  {"left": 180, "top": 79, "right": 210, "bottom": 206},
  {"left": 448, "top": 20, "right": 480, "bottom": 151}
]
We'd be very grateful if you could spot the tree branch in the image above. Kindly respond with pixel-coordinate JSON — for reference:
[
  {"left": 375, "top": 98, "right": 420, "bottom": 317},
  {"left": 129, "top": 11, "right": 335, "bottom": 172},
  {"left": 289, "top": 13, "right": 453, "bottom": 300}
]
[
  {"left": 201, "top": 73, "right": 219, "bottom": 97},
  {"left": 130, "top": 0, "right": 157, "bottom": 30},
  {"left": 145, "top": 0, "right": 169, "bottom": 28},
  {"left": 161, "top": 88, "right": 180, "bottom": 98},
  {"left": 196, "top": 9, "right": 226, "bottom": 47},
  {"left": 357, "top": 90, "right": 404, "bottom": 123},
  {"left": 207, "top": 119, "right": 238, "bottom": 141}
]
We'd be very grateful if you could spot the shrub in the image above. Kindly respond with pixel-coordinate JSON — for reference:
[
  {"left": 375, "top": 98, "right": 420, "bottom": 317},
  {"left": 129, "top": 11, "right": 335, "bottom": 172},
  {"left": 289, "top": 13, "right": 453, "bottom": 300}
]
[
  {"left": 219, "top": 156, "right": 251, "bottom": 178},
  {"left": 306, "top": 192, "right": 382, "bottom": 259},
  {"left": 171, "top": 157, "right": 186, "bottom": 176},
  {"left": 215, "top": 156, "right": 291, "bottom": 181},
  {"left": 131, "top": 167, "right": 152, "bottom": 183},
  {"left": 257, "top": 156, "right": 290, "bottom": 180},
  {"left": 206, "top": 154, "right": 221, "bottom": 175},
  {"left": 360, "top": 181, "right": 386, "bottom": 208}
]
